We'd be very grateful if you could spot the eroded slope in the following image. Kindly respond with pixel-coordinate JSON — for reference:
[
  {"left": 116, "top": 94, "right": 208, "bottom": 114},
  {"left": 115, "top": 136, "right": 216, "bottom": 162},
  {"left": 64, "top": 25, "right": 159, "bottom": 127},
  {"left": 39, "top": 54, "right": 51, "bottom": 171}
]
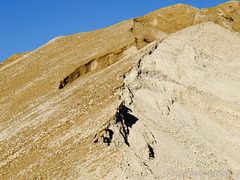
[
  {"left": 109, "top": 22, "right": 240, "bottom": 179},
  {"left": 1, "top": 1, "right": 240, "bottom": 179}
]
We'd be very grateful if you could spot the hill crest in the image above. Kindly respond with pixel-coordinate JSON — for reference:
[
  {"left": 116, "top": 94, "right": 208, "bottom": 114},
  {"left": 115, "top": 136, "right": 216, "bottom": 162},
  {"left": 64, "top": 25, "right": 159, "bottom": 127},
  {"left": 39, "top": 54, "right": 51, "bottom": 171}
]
[{"left": 1, "top": 2, "right": 240, "bottom": 179}]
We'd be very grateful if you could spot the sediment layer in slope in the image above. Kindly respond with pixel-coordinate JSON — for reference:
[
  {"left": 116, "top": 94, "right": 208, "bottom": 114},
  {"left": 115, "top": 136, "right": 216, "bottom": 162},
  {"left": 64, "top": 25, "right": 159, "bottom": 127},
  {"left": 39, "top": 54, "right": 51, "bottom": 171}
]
[
  {"left": 1, "top": 1, "right": 240, "bottom": 179},
  {"left": 107, "top": 22, "right": 240, "bottom": 179}
]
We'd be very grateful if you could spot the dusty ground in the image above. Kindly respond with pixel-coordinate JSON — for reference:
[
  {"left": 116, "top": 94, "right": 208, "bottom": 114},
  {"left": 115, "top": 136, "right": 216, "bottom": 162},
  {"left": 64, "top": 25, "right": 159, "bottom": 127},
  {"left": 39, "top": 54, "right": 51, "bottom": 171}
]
[
  {"left": 1, "top": 1, "right": 240, "bottom": 179},
  {"left": 111, "top": 22, "right": 240, "bottom": 179}
]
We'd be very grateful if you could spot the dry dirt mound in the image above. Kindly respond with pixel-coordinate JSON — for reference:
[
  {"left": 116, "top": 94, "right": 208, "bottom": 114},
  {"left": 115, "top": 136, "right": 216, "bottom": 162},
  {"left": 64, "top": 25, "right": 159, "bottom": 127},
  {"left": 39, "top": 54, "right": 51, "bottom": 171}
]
[
  {"left": 110, "top": 22, "right": 240, "bottom": 179},
  {"left": 1, "top": 1, "right": 240, "bottom": 179}
]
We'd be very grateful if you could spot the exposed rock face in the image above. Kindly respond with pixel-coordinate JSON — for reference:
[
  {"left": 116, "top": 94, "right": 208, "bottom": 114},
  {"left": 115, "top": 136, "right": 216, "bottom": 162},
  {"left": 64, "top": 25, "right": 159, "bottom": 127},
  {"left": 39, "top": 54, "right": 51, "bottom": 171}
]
[{"left": 1, "top": 1, "right": 240, "bottom": 179}]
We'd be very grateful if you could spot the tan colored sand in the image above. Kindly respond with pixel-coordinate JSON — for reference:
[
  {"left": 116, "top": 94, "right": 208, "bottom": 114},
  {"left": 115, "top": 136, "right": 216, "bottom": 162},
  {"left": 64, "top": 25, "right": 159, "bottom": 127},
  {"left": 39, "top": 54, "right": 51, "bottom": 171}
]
[
  {"left": 117, "top": 22, "right": 240, "bottom": 179},
  {"left": 1, "top": 1, "right": 240, "bottom": 179}
]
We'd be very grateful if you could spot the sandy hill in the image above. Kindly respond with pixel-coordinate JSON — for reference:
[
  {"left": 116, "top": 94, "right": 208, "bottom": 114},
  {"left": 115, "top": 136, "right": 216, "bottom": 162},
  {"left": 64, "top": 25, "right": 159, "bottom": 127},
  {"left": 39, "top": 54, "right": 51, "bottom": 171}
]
[{"left": 0, "top": 1, "right": 240, "bottom": 179}]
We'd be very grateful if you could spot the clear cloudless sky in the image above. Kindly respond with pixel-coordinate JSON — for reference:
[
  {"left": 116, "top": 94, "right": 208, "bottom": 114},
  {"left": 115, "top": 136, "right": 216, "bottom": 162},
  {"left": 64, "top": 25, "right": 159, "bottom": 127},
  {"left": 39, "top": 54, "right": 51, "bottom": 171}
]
[{"left": 0, "top": 0, "right": 231, "bottom": 62}]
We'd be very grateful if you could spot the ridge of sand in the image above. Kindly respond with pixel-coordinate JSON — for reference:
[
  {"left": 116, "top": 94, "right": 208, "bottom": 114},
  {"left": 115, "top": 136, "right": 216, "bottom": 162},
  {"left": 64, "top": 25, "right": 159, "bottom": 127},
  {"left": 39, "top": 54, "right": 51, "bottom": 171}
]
[{"left": 1, "top": 2, "right": 240, "bottom": 179}]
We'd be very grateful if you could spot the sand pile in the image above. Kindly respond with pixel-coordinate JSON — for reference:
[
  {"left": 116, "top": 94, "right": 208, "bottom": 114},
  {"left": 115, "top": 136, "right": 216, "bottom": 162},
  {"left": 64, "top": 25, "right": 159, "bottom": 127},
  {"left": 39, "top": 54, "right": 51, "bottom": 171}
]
[
  {"left": 1, "top": 1, "right": 240, "bottom": 179},
  {"left": 109, "top": 22, "right": 240, "bottom": 179}
]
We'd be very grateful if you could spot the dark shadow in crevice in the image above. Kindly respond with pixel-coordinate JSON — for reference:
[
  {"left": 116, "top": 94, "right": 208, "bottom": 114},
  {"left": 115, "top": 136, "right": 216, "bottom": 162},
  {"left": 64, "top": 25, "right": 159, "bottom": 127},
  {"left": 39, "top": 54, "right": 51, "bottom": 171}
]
[
  {"left": 99, "top": 104, "right": 139, "bottom": 147},
  {"left": 103, "top": 129, "right": 114, "bottom": 146},
  {"left": 115, "top": 104, "right": 139, "bottom": 146},
  {"left": 148, "top": 144, "right": 155, "bottom": 159}
]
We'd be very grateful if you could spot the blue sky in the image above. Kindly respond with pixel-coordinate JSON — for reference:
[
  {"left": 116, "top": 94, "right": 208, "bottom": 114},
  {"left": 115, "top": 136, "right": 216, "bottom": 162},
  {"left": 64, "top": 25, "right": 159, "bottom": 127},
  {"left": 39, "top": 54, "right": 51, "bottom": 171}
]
[{"left": 0, "top": 0, "right": 230, "bottom": 62}]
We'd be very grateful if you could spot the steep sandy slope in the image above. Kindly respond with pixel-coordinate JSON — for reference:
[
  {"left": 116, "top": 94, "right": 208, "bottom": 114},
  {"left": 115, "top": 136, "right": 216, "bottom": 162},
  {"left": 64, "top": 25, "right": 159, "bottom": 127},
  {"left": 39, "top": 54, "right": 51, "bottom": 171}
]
[
  {"left": 131, "top": 1, "right": 240, "bottom": 49},
  {"left": 0, "top": 1, "right": 240, "bottom": 179},
  {"left": 108, "top": 22, "right": 240, "bottom": 179}
]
